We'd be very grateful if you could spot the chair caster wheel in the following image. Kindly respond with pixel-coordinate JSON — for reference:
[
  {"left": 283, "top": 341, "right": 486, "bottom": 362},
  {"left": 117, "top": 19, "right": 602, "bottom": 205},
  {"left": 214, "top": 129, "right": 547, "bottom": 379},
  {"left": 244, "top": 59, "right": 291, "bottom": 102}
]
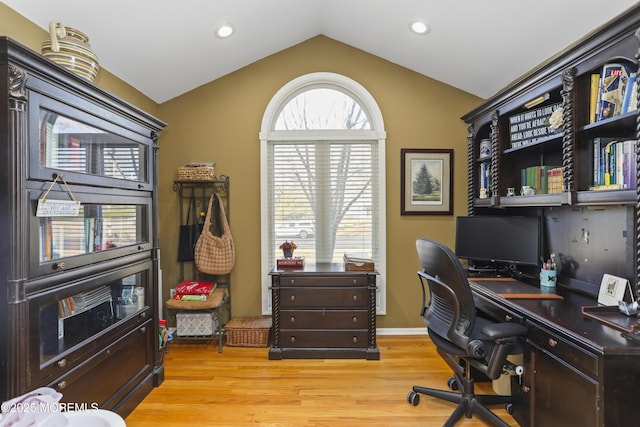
[
  {"left": 407, "top": 391, "right": 420, "bottom": 406},
  {"left": 505, "top": 403, "right": 514, "bottom": 414},
  {"left": 447, "top": 377, "right": 459, "bottom": 391}
]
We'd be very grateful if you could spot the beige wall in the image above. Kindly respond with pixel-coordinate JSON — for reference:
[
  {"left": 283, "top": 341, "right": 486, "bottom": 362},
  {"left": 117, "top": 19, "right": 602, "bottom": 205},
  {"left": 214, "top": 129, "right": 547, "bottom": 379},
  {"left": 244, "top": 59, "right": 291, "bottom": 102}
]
[
  {"left": 157, "top": 36, "right": 482, "bottom": 328},
  {"left": 3, "top": 3, "right": 484, "bottom": 328}
]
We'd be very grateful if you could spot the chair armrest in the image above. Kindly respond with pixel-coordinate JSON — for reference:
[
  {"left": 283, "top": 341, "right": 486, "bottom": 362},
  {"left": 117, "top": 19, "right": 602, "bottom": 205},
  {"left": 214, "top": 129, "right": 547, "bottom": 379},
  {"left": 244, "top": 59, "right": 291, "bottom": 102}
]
[{"left": 482, "top": 322, "right": 527, "bottom": 341}]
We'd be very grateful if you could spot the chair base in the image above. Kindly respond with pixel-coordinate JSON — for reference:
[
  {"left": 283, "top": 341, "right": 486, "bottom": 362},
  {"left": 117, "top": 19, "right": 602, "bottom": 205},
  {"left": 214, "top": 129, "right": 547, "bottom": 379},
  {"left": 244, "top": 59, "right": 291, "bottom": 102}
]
[{"left": 408, "top": 376, "right": 513, "bottom": 427}]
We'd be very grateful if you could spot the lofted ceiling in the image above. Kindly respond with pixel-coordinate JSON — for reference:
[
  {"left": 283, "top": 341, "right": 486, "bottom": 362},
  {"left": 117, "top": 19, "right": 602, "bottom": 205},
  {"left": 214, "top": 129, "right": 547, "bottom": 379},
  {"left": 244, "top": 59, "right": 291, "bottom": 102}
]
[{"left": 2, "top": 0, "right": 639, "bottom": 104}]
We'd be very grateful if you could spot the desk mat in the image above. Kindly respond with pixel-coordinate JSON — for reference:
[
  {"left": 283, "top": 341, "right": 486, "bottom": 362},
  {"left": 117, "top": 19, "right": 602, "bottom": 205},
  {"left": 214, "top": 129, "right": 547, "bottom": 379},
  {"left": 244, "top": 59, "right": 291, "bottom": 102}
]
[
  {"left": 582, "top": 305, "right": 638, "bottom": 333},
  {"left": 471, "top": 277, "right": 564, "bottom": 300}
]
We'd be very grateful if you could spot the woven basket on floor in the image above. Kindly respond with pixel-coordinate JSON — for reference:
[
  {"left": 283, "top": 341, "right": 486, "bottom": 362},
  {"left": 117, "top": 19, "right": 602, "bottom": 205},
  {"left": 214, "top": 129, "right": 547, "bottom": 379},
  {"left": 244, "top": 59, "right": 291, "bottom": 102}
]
[{"left": 226, "top": 316, "right": 272, "bottom": 347}]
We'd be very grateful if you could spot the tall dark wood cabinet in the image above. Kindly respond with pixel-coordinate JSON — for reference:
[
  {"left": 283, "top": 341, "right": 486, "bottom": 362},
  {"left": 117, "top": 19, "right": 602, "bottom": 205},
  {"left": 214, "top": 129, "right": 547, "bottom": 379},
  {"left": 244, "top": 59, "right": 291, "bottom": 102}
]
[
  {"left": 0, "top": 37, "right": 166, "bottom": 416},
  {"left": 461, "top": 5, "right": 640, "bottom": 426}
]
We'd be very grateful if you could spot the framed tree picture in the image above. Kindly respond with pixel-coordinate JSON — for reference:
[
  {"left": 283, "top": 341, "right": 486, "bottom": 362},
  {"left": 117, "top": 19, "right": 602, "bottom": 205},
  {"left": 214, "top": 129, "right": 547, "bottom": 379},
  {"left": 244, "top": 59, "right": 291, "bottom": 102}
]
[{"left": 401, "top": 148, "right": 453, "bottom": 215}]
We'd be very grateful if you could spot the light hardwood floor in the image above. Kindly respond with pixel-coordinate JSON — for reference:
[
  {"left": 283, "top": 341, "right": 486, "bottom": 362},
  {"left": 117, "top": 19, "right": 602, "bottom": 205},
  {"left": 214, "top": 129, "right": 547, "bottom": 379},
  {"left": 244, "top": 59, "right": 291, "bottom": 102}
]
[{"left": 125, "top": 335, "right": 518, "bottom": 426}]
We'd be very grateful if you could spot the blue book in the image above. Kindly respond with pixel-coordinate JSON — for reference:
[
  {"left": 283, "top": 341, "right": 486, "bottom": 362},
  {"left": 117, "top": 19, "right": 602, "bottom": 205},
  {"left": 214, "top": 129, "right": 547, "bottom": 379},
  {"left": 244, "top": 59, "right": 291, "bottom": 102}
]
[{"left": 621, "top": 73, "right": 637, "bottom": 114}]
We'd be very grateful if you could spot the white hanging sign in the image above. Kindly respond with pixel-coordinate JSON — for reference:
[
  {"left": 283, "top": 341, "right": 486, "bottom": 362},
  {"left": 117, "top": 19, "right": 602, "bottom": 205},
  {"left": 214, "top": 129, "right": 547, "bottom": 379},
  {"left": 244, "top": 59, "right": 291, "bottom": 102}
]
[
  {"left": 36, "top": 174, "right": 81, "bottom": 217},
  {"left": 36, "top": 199, "right": 81, "bottom": 217}
]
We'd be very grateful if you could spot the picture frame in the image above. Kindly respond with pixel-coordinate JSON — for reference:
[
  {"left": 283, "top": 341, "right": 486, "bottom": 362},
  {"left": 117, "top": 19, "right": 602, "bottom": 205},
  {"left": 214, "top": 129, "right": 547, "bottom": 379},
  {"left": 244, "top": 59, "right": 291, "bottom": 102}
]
[
  {"left": 597, "top": 273, "right": 632, "bottom": 306},
  {"left": 401, "top": 148, "right": 453, "bottom": 215}
]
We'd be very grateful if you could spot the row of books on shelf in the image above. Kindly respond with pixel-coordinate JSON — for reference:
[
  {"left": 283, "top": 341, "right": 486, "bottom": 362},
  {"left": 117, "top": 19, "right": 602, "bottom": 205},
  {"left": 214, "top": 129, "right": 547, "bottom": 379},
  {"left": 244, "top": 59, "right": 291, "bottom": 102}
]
[
  {"left": 58, "top": 286, "right": 112, "bottom": 318},
  {"left": 521, "top": 165, "right": 563, "bottom": 195},
  {"left": 590, "top": 62, "right": 638, "bottom": 123},
  {"left": 591, "top": 138, "right": 637, "bottom": 190}
]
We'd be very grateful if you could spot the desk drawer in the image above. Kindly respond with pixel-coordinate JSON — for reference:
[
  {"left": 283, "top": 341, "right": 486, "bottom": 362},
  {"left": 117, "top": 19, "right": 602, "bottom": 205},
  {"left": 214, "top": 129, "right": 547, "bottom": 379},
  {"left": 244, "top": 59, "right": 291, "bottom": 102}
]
[
  {"left": 280, "top": 309, "right": 368, "bottom": 329},
  {"left": 280, "top": 287, "right": 368, "bottom": 308},
  {"left": 279, "top": 275, "right": 369, "bottom": 287},
  {"left": 527, "top": 325, "right": 598, "bottom": 378},
  {"left": 280, "top": 330, "right": 368, "bottom": 348}
]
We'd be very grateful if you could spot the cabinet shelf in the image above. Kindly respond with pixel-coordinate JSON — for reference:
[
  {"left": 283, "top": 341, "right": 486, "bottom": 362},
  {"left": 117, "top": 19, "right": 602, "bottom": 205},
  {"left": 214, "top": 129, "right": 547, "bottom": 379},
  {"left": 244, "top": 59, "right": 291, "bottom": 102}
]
[
  {"left": 581, "top": 110, "right": 638, "bottom": 138},
  {"left": 503, "top": 132, "right": 564, "bottom": 155}
]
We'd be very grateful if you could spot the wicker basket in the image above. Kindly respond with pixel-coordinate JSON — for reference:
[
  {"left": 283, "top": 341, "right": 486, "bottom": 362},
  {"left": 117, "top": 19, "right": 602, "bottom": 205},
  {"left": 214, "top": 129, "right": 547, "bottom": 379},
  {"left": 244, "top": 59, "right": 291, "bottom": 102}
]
[
  {"left": 226, "top": 316, "right": 272, "bottom": 347},
  {"left": 177, "top": 165, "right": 215, "bottom": 181}
]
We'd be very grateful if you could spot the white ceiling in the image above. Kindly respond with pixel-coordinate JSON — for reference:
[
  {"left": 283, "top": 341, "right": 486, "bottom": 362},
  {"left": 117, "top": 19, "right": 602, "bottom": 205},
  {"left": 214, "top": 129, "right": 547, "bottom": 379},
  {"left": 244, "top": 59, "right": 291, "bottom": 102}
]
[{"left": 3, "top": 0, "right": 639, "bottom": 103}]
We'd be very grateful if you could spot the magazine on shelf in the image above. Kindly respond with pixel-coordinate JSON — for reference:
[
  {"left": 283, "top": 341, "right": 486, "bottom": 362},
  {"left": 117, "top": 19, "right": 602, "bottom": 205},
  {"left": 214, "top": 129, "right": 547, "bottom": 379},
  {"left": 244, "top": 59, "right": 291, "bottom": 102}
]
[{"left": 595, "top": 62, "right": 635, "bottom": 121}]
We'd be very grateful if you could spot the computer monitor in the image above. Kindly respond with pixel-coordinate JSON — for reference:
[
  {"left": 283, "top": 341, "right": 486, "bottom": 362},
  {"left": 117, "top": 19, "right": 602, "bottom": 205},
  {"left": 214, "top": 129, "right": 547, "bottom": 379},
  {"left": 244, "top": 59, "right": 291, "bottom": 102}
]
[{"left": 455, "top": 215, "right": 541, "bottom": 268}]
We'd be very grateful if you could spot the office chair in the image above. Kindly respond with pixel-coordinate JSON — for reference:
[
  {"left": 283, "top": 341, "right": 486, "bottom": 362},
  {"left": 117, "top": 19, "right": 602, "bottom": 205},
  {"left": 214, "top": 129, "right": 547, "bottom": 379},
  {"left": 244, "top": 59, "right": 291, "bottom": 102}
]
[{"left": 408, "top": 238, "right": 527, "bottom": 427}]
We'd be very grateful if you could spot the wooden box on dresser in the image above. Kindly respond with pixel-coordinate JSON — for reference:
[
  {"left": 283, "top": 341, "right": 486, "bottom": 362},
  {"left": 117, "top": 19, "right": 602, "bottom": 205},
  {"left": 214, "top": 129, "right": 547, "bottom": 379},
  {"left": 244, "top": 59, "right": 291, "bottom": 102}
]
[
  {"left": 269, "top": 263, "right": 379, "bottom": 360},
  {"left": 461, "top": 5, "right": 640, "bottom": 426},
  {"left": 0, "top": 37, "right": 166, "bottom": 416}
]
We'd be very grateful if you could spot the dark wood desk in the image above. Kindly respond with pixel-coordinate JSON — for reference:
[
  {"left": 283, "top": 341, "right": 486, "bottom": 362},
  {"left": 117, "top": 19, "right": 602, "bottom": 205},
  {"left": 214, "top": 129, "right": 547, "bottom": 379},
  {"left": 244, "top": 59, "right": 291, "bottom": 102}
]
[
  {"left": 269, "top": 263, "right": 379, "bottom": 360},
  {"left": 470, "top": 278, "right": 640, "bottom": 427}
]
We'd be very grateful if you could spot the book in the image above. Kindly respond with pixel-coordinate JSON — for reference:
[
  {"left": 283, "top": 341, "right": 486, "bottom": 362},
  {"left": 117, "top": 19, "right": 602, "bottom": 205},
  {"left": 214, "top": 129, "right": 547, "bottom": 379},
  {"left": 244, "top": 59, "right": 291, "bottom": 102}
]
[
  {"left": 621, "top": 73, "right": 637, "bottom": 114},
  {"left": 590, "top": 73, "right": 600, "bottom": 123},
  {"left": 604, "top": 140, "right": 618, "bottom": 185},
  {"left": 595, "top": 62, "right": 635, "bottom": 121},
  {"left": 622, "top": 140, "right": 637, "bottom": 189},
  {"left": 276, "top": 257, "right": 305, "bottom": 268}
]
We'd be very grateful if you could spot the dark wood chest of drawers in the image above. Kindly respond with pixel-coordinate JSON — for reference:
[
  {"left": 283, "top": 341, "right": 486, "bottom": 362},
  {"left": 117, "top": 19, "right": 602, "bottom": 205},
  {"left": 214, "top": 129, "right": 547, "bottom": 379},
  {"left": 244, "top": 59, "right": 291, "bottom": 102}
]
[{"left": 269, "top": 263, "right": 379, "bottom": 360}]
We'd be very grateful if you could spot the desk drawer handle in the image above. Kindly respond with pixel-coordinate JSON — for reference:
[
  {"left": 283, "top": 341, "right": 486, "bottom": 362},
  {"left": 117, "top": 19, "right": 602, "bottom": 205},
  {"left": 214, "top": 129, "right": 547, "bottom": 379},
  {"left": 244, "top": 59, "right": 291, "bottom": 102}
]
[
  {"left": 352, "top": 294, "right": 358, "bottom": 301},
  {"left": 290, "top": 336, "right": 296, "bottom": 343},
  {"left": 290, "top": 294, "right": 296, "bottom": 302},
  {"left": 352, "top": 336, "right": 358, "bottom": 343},
  {"left": 548, "top": 338, "right": 558, "bottom": 348},
  {"left": 57, "top": 358, "right": 67, "bottom": 368},
  {"left": 57, "top": 380, "right": 67, "bottom": 390},
  {"left": 290, "top": 316, "right": 295, "bottom": 323},
  {"left": 352, "top": 316, "right": 358, "bottom": 323}
]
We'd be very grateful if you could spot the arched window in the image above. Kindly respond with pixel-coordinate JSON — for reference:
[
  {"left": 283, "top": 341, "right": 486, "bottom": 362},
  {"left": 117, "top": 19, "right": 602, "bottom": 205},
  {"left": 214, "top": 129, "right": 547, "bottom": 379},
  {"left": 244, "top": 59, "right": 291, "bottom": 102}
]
[{"left": 260, "top": 73, "right": 387, "bottom": 314}]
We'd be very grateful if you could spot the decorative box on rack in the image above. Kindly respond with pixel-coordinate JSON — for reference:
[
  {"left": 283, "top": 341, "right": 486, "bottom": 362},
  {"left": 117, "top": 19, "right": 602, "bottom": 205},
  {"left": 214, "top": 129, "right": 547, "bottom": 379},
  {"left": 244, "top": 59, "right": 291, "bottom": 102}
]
[
  {"left": 177, "top": 162, "right": 215, "bottom": 181},
  {"left": 176, "top": 311, "right": 218, "bottom": 336}
]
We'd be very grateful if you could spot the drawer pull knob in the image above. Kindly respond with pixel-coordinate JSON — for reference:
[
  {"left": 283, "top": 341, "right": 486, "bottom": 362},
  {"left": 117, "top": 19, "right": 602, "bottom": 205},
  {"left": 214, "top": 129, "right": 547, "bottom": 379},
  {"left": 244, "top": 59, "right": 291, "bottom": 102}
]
[
  {"left": 548, "top": 338, "right": 557, "bottom": 347},
  {"left": 352, "top": 316, "right": 358, "bottom": 323},
  {"left": 57, "top": 359, "right": 67, "bottom": 368},
  {"left": 290, "top": 295, "right": 296, "bottom": 301},
  {"left": 53, "top": 262, "right": 65, "bottom": 270},
  {"left": 290, "top": 336, "right": 296, "bottom": 343},
  {"left": 290, "top": 316, "right": 295, "bottom": 323},
  {"left": 352, "top": 294, "right": 358, "bottom": 301},
  {"left": 140, "top": 311, "right": 147, "bottom": 319},
  {"left": 57, "top": 380, "right": 67, "bottom": 390},
  {"left": 505, "top": 314, "right": 512, "bottom": 322},
  {"left": 352, "top": 336, "right": 358, "bottom": 343},
  {"left": 140, "top": 326, "right": 146, "bottom": 333}
]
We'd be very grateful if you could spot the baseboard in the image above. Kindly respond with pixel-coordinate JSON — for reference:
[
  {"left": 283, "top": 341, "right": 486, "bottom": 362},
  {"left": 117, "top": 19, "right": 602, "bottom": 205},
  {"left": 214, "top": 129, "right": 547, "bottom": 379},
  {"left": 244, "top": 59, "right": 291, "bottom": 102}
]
[{"left": 376, "top": 327, "right": 428, "bottom": 335}]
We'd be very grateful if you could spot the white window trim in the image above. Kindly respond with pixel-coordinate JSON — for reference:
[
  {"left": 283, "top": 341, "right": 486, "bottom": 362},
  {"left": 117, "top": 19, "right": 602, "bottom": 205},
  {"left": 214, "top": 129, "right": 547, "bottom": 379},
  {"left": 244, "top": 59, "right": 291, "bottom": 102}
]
[{"left": 259, "top": 72, "right": 387, "bottom": 315}]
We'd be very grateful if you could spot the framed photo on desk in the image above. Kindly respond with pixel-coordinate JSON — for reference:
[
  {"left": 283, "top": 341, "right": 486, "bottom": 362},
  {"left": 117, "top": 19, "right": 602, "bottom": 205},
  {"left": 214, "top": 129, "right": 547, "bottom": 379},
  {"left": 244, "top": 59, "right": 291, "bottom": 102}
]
[{"left": 597, "top": 274, "right": 631, "bottom": 306}]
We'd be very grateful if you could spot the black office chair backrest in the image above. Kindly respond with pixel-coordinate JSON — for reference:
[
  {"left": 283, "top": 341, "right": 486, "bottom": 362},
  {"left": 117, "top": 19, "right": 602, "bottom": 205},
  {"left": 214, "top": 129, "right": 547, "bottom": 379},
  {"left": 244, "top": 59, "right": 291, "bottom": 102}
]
[{"left": 416, "top": 238, "right": 476, "bottom": 352}]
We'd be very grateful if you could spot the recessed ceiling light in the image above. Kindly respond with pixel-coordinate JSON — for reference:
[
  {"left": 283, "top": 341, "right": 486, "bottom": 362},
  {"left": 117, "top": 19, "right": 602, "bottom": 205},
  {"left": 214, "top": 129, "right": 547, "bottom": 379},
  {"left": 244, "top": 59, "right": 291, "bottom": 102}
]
[
  {"left": 409, "top": 20, "right": 430, "bottom": 35},
  {"left": 216, "top": 24, "right": 235, "bottom": 39}
]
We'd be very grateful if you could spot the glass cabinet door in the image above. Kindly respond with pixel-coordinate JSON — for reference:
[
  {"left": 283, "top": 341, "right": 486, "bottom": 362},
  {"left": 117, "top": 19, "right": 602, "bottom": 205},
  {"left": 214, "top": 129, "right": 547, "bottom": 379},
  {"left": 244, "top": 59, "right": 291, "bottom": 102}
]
[
  {"left": 39, "top": 203, "right": 147, "bottom": 262},
  {"left": 39, "top": 110, "right": 148, "bottom": 183},
  {"left": 30, "top": 262, "right": 151, "bottom": 383},
  {"left": 29, "top": 188, "right": 152, "bottom": 278},
  {"left": 28, "top": 90, "right": 153, "bottom": 190}
]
